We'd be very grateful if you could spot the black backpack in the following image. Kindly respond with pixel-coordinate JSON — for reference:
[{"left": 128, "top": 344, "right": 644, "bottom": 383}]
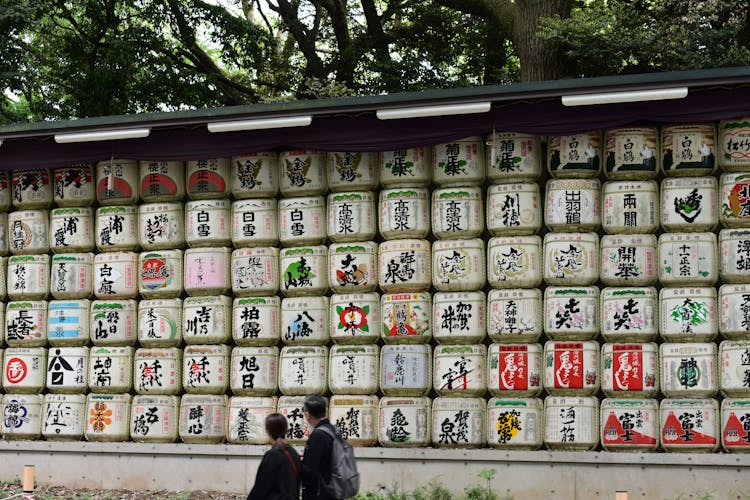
[{"left": 318, "top": 426, "right": 360, "bottom": 499}]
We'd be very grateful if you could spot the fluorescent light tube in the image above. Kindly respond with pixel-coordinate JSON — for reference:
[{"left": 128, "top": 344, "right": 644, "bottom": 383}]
[
  {"left": 376, "top": 102, "right": 491, "bottom": 120},
  {"left": 207, "top": 115, "right": 312, "bottom": 133},
  {"left": 561, "top": 87, "right": 688, "bottom": 106},
  {"left": 55, "top": 128, "right": 151, "bottom": 143}
]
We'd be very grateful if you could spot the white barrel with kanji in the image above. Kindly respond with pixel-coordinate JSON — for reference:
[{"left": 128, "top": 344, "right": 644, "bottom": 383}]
[
  {"left": 327, "top": 192, "right": 377, "bottom": 243},
  {"left": 138, "top": 298, "right": 182, "bottom": 348},
  {"left": 600, "top": 398, "right": 659, "bottom": 451},
  {"left": 2, "top": 347, "right": 46, "bottom": 393},
  {"left": 661, "top": 398, "right": 719, "bottom": 452},
  {"left": 661, "top": 176, "right": 718, "bottom": 232},
  {"left": 379, "top": 148, "right": 432, "bottom": 188},
  {"left": 133, "top": 347, "right": 182, "bottom": 395},
  {"left": 378, "top": 239, "right": 431, "bottom": 293},
  {"left": 279, "top": 150, "right": 327, "bottom": 196},
  {"left": 601, "top": 287, "right": 658, "bottom": 342},
  {"left": 432, "top": 238, "right": 485, "bottom": 292},
  {"left": 329, "top": 344, "right": 378, "bottom": 395},
  {"left": 281, "top": 295, "right": 329, "bottom": 345},
  {"left": 721, "top": 398, "right": 750, "bottom": 452},
  {"left": 183, "top": 344, "right": 229, "bottom": 394},
  {"left": 378, "top": 396, "right": 431, "bottom": 447},
  {"left": 185, "top": 199, "right": 231, "bottom": 247},
  {"left": 84, "top": 393, "right": 131, "bottom": 442},
  {"left": 431, "top": 396, "right": 485, "bottom": 448},
  {"left": 544, "top": 395, "right": 599, "bottom": 450},
  {"left": 720, "top": 228, "right": 750, "bottom": 282},
  {"left": 543, "top": 286, "right": 599, "bottom": 341},
  {"left": 602, "top": 180, "right": 660, "bottom": 234},
  {"left": 381, "top": 292, "right": 431, "bottom": 344},
  {"left": 487, "top": 236, "right": 542, "bottom": 289},
  {"left": 487, "top": 397, "right": 544, "bottom": 450},
  {"left": 278, "top": 196, "right": 327, "bottom": 246},
  {"left": 720, "top": 172, "right": 750, "bottom": 227},
  {"left": 50, "top": 253, "right": 93, "bottom": 300},
  {"left": 139, "top": 160, "right": 185, "bottom": 202},
  {"left": 1, "top": 393, "right": 42, "bottom": 439},
  {"left": 226, "top": 396, "right": 277, "bottom": 444},
  {"left": 329, "top": 395, "right": 379, "bottom": 446},
  {"left": 659, "top": 287, "right": 718, "bottom": 342},
  {"left": 380, "top": 344, "right": 431, "bottom": 396},
  {"left": 183, "top": 242, "right": 231, "bottom": 289},
  {"left": 327, "top": 152, "right": 379, "bottom": 192},
  {"left": 90, "top": 299, "right": 137, "bottom": 346},
  {"left": 486, "top": 182, "right": 542, "bottom": 236},
  {"left": 433, "top": 344, "right": 486, "bottom": 397},
  {"left": 138, "top": 250, "right": 183, "bottom": 299},
  {"left": 543, "top": 341, "right": 600, "bottom": 396},
  {"left": 488, "top": 343, "right": 542, "bottom": 397},
  {"left": 278, "top": 395, "right": 315, "bottom": 444},
  {"left": 279, "top": 345, "right": 328, "bottom": 396},
  {"left": 233, "top": 296, "right": 280, "bottom": 347},
  {"left": 94, "top": 252, "right": 137, "bottom": 299},
  {"left": 719, "top": 284, "right": 750, "bottom": 339},
  {"left": 543, "top": 232, "right": 599, "bottom": 286},
  {"left": 230, "top": 346, "right": 278, "bottom": 396},
  {"left": 186, "top": 158, "right": 231, "bottom": 199},
  {"left": 601, "top": 343, "right": 659, "bottom": 398},
  {"left": 432, "top": 291, "right": 485, "bottom": 344},
  {"left": 600, "top": 234, "right": 657, "bottom": 287},
  {"left": 231, "top": 247, "right": 279, "bottom": 297},
  {"left": 49, "top": 207, "right": 94, "bottom": 252},
  {"left": 12, "top": 168, "right": 52, "bottom": 209},
  {"left": 545, "top": 178, "right": 601, "bottom": 232},
  {"left": 8, "top": 254, "right": 49, "bottom": 300},
  {"left": 548, "top": 131, "right": 601, "bottom": 178},
  {"left": 130, "top": 394, "right": 179, "bottom": 443},
  {"left": 54, "top": 164, "right": 95, "bottom": 207},
  {"left": 486, "top": 132, "right": 542, "bottom": 183},
  {"left": 88, "top": 346, "right": 133, "bottom": 393},
  {"left": 279, "top": 246, "right": 328, "bottom": 297},
  {"left": 432, "top": 137, "right": 485, "bottom": 187},
  {"left": 660, "top": 342, "right": 718, "bottom": 398},
  {"left": 231, "top": 152, "right": 279, "bottom": 199},
  {"left": 8, "top": 210, "right": 49, "bottom": 255},
  {"left": 604, "top": 127, "right": 659, "bottom": 179},
  {"left": 42, "top": 393, "right": 85, "bottom": 440},
  {"left": 661, "top": 123, "right": 716, "bottom": 177},
  {"left": 719, "top": 119, "right": 750, "bottom": 171},
  {"left": 432, "top": 187, "right": 484, "bottom": 239},
  {"left": 5, "top": 300, "right": 47, "bottom": 347},
  {"left": 95, "top": 159, "right": 138, "bottom": 206},
  {"left": 658, "top": 232, "right": 718, "bottom": 286},
  {"left": 46, "top": 346, "right": 88, "bottom": 394},
  {"left": 182, "top": 295, "right": 232, "bottom": 344},
  {"left": 379, "top": 188, "right": 431, "bottom": 240},
  {"left": 137, "top": 202, "right": 184, "bottom": 251},
  {"left": 231, "top": 199, "right": 278, "bottom": 246},
  {"left": 328, "top": 241, "right": 378, "bottom": 293},
  {"left": 487, "top": 288, "right": 543, "bottom": 343},
  {"left": 95, "top": 206, "right": 138, "bottom": 252},
  {"left": 330, "top": 292, "right": 379, "bottom": 344},
  {"left": 719, "top": 340, "right": 750, "bottom": 397}
]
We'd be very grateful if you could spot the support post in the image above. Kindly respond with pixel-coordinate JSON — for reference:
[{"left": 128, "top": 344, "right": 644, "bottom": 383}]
[{"left": 22, "top": 465, "right": 34, "bottom": 500}]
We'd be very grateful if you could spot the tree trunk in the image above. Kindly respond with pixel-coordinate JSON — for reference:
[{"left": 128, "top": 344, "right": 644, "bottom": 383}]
[{"left": 513, "top": 0, "right": 572, "bottom": 81}]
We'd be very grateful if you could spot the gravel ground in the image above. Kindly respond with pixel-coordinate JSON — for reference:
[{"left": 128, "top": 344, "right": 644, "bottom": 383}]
[{"left": 0, "top": 481, "right": 246, "bottom": 499}]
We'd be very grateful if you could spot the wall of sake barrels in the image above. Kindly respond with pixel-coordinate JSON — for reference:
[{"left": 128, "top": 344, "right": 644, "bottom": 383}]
[{"left": 2, "top": 122, "right": 750, "bottom": 495}]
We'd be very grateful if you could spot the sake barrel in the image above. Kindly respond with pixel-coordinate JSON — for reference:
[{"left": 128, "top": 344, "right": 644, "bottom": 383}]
[
  {"left": 1, "top": 394, "right": 42, "bottom": 439},
  {"left": 544, "top": 395, "right": 599, "bottom": 450},
  {"left": 278, "top": 196, "right": 327, "bottom": 246},
  {"left": 602, "top": 180, "right": 660, "bottom": 234},
  {"left": 279, "top": 150, "right": 327, "bottom": 197},
  {"left": 487, "top": 397, "right": 544, "bottom": 450},
  {"left": 327, "top": 152, "right": 379, "bottom": 192},
  {"left": 600, "top": 287, "right": 659, "bottom": 342},
  {"left": 137, "top": 202, "right": 185, "bottom": 250},
  {"left": 93, "top": 252, "right": 138, "bottom": 299},
  {"left": 2, "top": 347, "right": 46, "bottom": 393},
  {"left": 90, "top": 300, "right": 137, "bottom": 346},
  {"left": 50, "top": 207, "right": 94, "bottom": 252},
  {"left": 431, "top": 396, "right": 485, "bottom": 448},
  {"left": 487, "top": 235, "right": 543, "bottom": 289},
  {"left": 487, "top": 343, "right": 543, "bottom": 397},
  {"left": 5, "top": 301, "right": 47, "bottom": 347},
  {"left": 381, "top": 292, "right": 431, "bottom": 344},
  {"left": 281, "top": 296, "right": 329, "bottom": 345},
  {"left": 12, "top": 168, "right": 52, "bottom": 209},
  {"left": 328, "top": 241, "right": 378, "bottom": 293},
  {"left": 130, "top": 394, "right": 180, "bottom": 442},
  {"left": 279, "top": 246, "right": 329, "bottom": 297},
  {"left": 432, "top": 187, "right": 484, "bottom": 240},
  {"left": 378, "top": 239, "right": 431, "bottom": 293},
  {"left": 8, "top": 254, "right": 50, "bottom": 300},
  {"left": 433, "top": 344, "right": 486, "bottom": 397},
  {"left": 719, "top": 340, "right": 750, "bottom": 397},
  {"left": 659, "top": 287, "right": 717, "bottom": 342},
  {"left": 231, "top": 199, "right": 279, "bottom": 247},
  {"left": 486, "top": 182, "right": 542, "bottom": 236},
  {"left": 53, "top": 164, "right": 95, "bottom": 207},
  {"left": 379, "top": 148, "right": 432, "bottom": 188},
  {"left": 661, "top": 176, "right": 719, "bottom": 232},
  {"left": 231, "top": 152, "right": 279, "bottom": 199},
  {"left": 0, "top": 215, "right": 8, "bottom": 257},
  {"left": 9, "top": 209, "right": 49, "bottom": 255},
  {"left": 278, "top": 395, "right": 314, "bottom": 444},
  {"left": 186, "top": 158, "right": 231, "bottom": 199},
  {"left": 96, "top": 160, "right": 138, "bottom": 206},
  {"left": 543, "top": 341, "right": 600, "bottom": 396},
  {"left": 330, "top": 292, "right": 379, "bottom": 345},
  {"left": 327, "top": 192, "right": 377, "bottom": 243},
  {"left": 432, "top": 137, "right": 485, "bottom": 187},
  {"left": 432, "top": 239, "right": 485, "bottom": 292},
  {"left": 231, "top": 247, "right": 279, "bottom": 297},
  {"left": 278, "top": 345, "right": 328, "bottom": 396},
  {"left": 548, "top": 131, "right": 602, "bottom": 178},
  {"left": 46, "top": 346, "right": 88, "bottom": 394},
  {"left": 660, "top": 342, "right": 718, "bottom": 398},
  {"left": 139, "top": 160, "right": 185, "bottom": 202},
  {"left": 329, "top": 344, "right": 379, "bottom": 395},
  {"left": 486, "top": 132, "right": 542, "bottom": 183},
  {"left": 226, "top": 396, "right": 277, "bottom": 444},
  {"left": 133, "top": 347, "right": 182, "bottom": 395},
  {"left": 41, "top": 393, "right": 85, "bottom": 440},
  {"left": 545, "top": 178, "right": 601, "bottom": 232},
  {"left": 47, "top": 299, "right": 90, "bottom": 347},
  {"left": 378, "top": 396, "right": 431, "bottom": 447},
  {"left": 0, "top": 172, "right": 10, "bottom": 212},
  {"left": 600, "top": 234, "right": 658, "bottom": 287},
  {"left": 182, "top": 295, "right": 232, "bottom": 345},
  {"left": 185, "top": 199, "right": 231, "bottom": 247},
  {"left": 600, "top": 398, "right": 659, "bottom": 451},
  {"left": 379, "top": 188, "right": 431, "bottom": 240},
  {"left": 542, "top": 232, "right": 600, "bottom": 286},
  {"left": 84, "top": 393, "right": 131, "bottom": 442},
  {"left": 88, "top": 346, "right": 134, "bottom": 393},
  {"left": 380, "top": 344, "right": 431, "bottom": 396},
  {"left": 720, "top": 172, "right": 750, "bottom": 227},
  {"left": 329, "top": 395, "right": 379, "bottom": 446},
  {"left": 661, "top": 398, "right": 720, "bottom": 452},
  {"left": 95, "top": 206, "right": 138, "bottom": 252},
  {"left": 183, "top": 247, "right": 231, "bottom": 296},
  {"left": 230, "top": 346, "right": 279, "bottom": 396},
  {"left": 662, "top": 123, "right": 717, "bottom": 176},
  {"left": 138, "top": 298, "right": 182, "bottom": 347},
  {"left": 432, "top": 291, "right": 486, "bottom": 344},
  {"left": 719, "top": 118, "right": 750, "bottom": 171},
  {"left": 721, "top": 398, "right": 750, "bottom": 452},
  {"left": 233, "top": 296, "right": 280, "bottom": 347},
  {"left": 719, "top": 284, "right": 750, "bottom": 340},
  {"left": 543, "top": 286, "right": 599, "bottom": 341},
  {"left": 658, "top": 232, "right": 718, "bottom": 286},
  {"left": 183, "top": 344, "right": 230, "bottom": 394},
  {"left": 600, "top": 343, "right": 659, "bottom": 398},
  {"left": 487, "top": 288, "right": 543, "bottom": 343},
  {"left": 719, "top": 228, "right": 750, "bottom": 282},
  {"left": 50, "top": 253, "right": 94, "bottom": 300},
  {"left": 604, "top": 127, "right": 659, "bottom": 179},
  {"left": 138, "top": 250, "right": 183, "bottom": 299}
]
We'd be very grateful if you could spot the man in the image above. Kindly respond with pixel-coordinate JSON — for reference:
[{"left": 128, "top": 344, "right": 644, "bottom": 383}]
[{"left": 301, "top": 394, "right": 337, "bottom": 500}]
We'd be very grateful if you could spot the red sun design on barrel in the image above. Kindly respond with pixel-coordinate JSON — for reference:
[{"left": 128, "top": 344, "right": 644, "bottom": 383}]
[{"left": 5, "top": 357, "right": 28, "bottom": 384}]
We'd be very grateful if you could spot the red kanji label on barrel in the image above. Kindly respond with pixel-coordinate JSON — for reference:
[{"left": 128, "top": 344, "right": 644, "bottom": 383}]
[
  {"left": 602, "top": 411, "right": 656, "bottom": 445},
  {"left": 553, "top": 343, "right": 583, "bottom": 389},
  {"left": 723, "top": 411, "right": 750, "bottom": 447},
  {"left": 612, "top": 345, "right": 643, "bottom": 392},
  {"left": 5, "top": 358, "right": 28, "bottom": 384},
  {"left": 498, "top": 347, "right": 528, "bottom": 391},
  {"left": 662, "top": 411, "right": 716, "bottom": 445}
]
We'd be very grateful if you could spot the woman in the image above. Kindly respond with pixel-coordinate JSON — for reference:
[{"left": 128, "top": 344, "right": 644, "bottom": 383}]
[{"left": 247, "top": 413, "right": 302, "bottom": 500}]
